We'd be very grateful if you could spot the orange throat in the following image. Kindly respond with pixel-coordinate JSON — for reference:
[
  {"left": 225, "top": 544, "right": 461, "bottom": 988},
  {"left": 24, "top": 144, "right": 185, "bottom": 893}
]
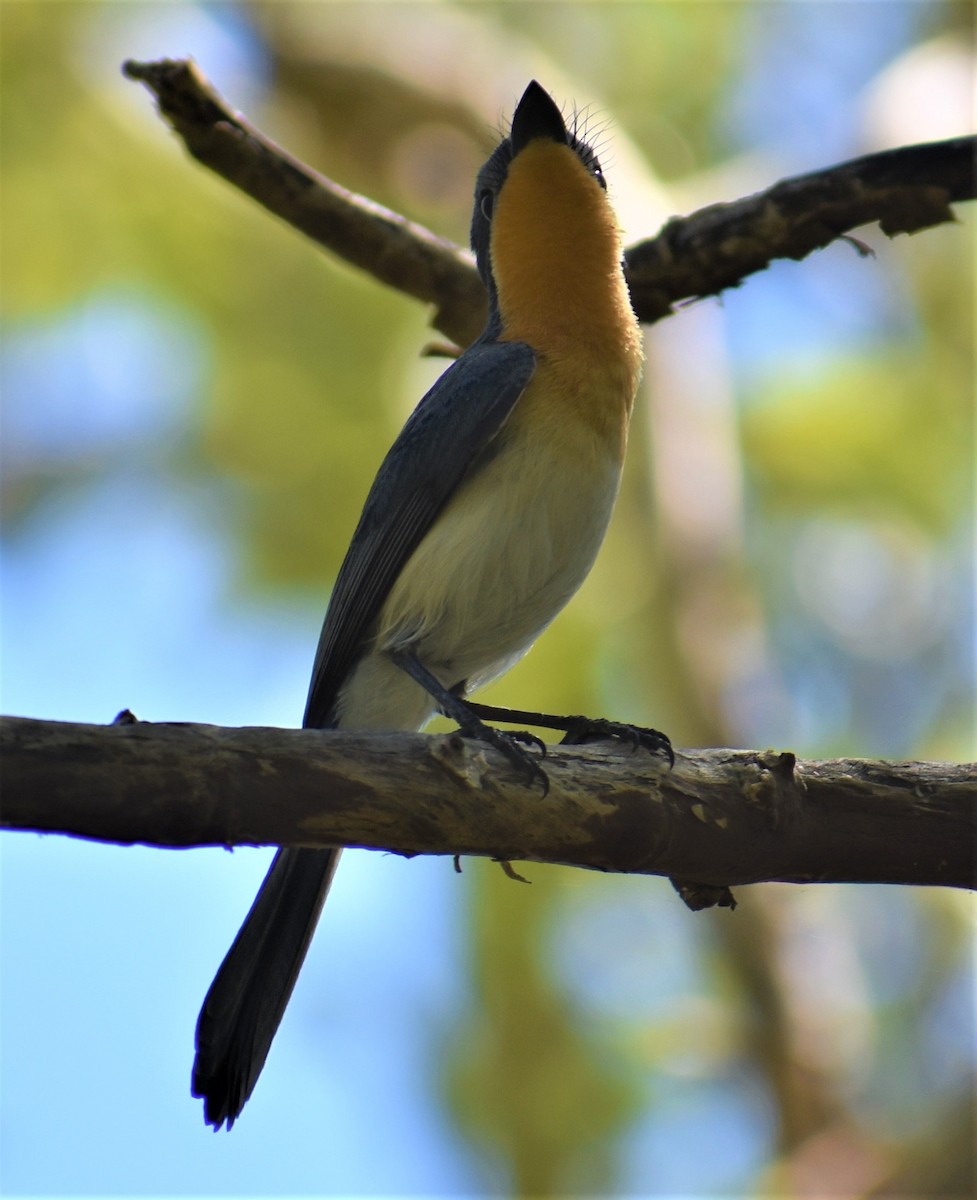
[{"left": 490, "top": 138, "right": 643, "bottom": 405}]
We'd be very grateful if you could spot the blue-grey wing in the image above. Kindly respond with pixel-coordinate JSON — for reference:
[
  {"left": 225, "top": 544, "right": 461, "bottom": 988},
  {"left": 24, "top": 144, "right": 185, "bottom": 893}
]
[{"left": 303, "top": 338, "right": 536, "bottom": 729}]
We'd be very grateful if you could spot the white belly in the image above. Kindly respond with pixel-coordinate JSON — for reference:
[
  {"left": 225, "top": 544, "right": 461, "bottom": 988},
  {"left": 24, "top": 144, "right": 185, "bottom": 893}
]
[{"left": 335, "top": 423, "right": 623, "bottom": 731}]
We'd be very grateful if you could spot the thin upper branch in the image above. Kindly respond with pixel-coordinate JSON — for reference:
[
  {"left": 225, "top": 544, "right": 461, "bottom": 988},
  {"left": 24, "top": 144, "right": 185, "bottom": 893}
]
[
  {"left": 123, "top": 57, "right": 487, "bottom": 347},
  {"left": 3, "top": 716, "right": 974, "bottom": 894},
  {"left": 625, "top": 138, "right": 977, "bottom": 320},
  {"left": 123, "top": 57, "right": 976, "bottom": 340}
]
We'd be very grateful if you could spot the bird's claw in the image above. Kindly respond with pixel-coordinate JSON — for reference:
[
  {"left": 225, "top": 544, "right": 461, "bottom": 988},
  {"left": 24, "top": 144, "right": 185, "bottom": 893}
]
[
  {"left": 560, "top": 717, "right": 674, "bottom": 766},
  {"left": 456, "top": 717, "right": 549, "bottom": 792},
  {"left": 506, "top": 729, "right": 548, "bottom": 757}
]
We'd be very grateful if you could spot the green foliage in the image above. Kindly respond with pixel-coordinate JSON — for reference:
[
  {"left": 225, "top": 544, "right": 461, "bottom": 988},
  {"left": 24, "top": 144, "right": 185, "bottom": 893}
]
[
  {"left": 445, "top": 862, "right": 642, "bottom": 1196},
  {"left": 744, "top": 348, "right": 971, "bottom": 533}
]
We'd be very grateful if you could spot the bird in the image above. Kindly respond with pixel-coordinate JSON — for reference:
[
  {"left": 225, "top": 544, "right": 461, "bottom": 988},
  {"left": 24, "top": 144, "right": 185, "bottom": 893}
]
[{"left": 191, "top": 79, "right": 670, "bottom": 1130}]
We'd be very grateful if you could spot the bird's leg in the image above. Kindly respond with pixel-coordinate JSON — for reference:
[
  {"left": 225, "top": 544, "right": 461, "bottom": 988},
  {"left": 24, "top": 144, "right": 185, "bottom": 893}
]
[
  {"left": 465, "top": 701, "right": 674, "bottom": 766},
  {"left": 389, "top": 649, "right": 548, "bottom": 788}
]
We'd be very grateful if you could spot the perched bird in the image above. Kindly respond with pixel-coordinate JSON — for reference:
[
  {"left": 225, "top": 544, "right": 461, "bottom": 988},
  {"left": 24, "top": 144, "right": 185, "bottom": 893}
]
[{"left": 192, "top": 79, "right": 669, "bottom": 1129}]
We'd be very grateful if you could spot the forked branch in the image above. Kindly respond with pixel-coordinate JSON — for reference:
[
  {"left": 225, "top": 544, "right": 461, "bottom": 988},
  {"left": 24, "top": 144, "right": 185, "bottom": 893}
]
[{"left": 123, "top": 57, "right": 976, "bottom": 340}]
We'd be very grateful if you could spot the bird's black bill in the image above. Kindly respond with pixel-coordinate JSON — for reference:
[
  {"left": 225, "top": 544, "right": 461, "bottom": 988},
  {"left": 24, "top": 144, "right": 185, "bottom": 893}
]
[{"left": 510, "top": 80, "right": 568, "bottom": 154}]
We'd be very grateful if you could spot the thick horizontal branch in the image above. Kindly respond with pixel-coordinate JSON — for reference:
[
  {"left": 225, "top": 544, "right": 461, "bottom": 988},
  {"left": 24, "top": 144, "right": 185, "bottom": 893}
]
[
  {"left": 3, "top": 717, "right": 974, "bottom": 894},
  {"left": 123, "top": 57, "right": 976, "bottom": 338}
]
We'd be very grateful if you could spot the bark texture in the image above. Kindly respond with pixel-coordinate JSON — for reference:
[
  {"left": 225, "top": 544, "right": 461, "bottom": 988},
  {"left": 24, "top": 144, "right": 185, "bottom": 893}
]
[{"left": 3, "top": 716, "right": 974, "bottom": 893}]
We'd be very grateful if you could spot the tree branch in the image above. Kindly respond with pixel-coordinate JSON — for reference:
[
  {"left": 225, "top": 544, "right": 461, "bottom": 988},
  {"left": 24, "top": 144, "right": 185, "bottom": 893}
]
[
  {"left": 3, "top": 717, "right": 974, "bottom": 896},
  {"left": 123, "top": 57, "right": 976, "bottom": 339},
  {"left": 122, "top": 57, "right": 487, "bottom": 348},
  {"left": 625, "top": 137, "right": 977, "bottom": 320}
]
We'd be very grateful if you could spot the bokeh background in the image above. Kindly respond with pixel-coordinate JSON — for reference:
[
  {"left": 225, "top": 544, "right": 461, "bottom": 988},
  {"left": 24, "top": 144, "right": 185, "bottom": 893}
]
[{"left": 1, "top": 2, "right": 973, "bottom": 1197}]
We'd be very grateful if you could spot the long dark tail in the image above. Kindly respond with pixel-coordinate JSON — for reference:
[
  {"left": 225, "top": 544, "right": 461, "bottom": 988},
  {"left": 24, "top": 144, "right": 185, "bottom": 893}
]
[{"left": 192, "top": 847, "right": 341, "bottom": 1129}]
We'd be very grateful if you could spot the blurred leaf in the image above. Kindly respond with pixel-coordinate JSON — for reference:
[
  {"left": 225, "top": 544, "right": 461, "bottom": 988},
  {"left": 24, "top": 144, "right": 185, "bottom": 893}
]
[
  {"left": 743, "top": 349, "right": 970, "bottom": 533},
  {"left": 444, "top": 862, "right": 642, "bottom": 1195}
]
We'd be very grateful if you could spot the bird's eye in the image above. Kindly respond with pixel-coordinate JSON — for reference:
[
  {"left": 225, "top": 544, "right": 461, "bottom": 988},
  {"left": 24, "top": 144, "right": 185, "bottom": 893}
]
[
  {"left": 479, "top": 190, "right": 494, "bottom": 220},
  {"left": 593, "top": 163, "right": 606, "bottom": 191}
]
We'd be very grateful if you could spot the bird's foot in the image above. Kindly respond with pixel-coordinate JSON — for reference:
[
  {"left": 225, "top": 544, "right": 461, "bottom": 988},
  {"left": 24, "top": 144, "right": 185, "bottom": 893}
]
[
  {"left": 454, "top": 710, "right": 549, "bottom": 792},
  {"left": 389, "top": 647, "right": 549, "bottom": 790},
  {"left": 559, "top": 717, "right": 674, "bottom": 766},
  {"left": 464, "top": 701, "right": 674, "bottom": 768}
]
